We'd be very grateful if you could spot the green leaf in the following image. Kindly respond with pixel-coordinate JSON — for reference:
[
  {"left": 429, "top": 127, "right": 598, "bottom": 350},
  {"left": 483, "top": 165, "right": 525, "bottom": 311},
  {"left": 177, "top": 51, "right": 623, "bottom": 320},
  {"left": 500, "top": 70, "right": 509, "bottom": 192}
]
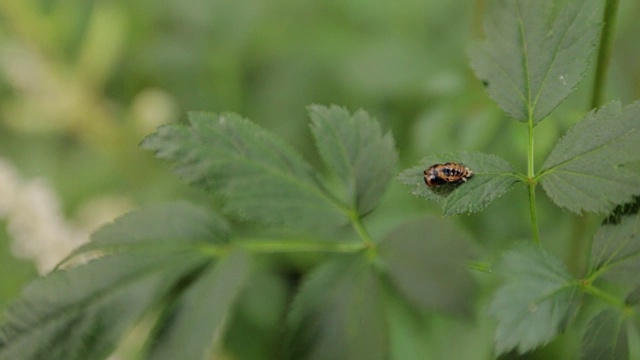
[
  {"left": 0, "top": 253, "right": 208, "bottom": 360},
  {"left": 590, "top": 200, "right": 640, "bottom": 287},
  {"left": 309, "top": 105, "right": 397, "bottom": 216},
  {"left": 286, "top": 256, "right": 388, "bottom": 360},
  {"left": 61, "top": 202, "right": 229, "bottom": 265},
  {"left": 469, "top": 0, "right": 601, "bottom": 123},
  {"left": 145, "top": 251, "right": 250, "bottom": 360},
  {"left": 490, "top": 243, "right": 578, "bottom": 355},
  {"left": 580, "top": 309, "right": 629, "bottom": 360},
  {"left": 378, "top": 217, "right": 478, "bottom": 316},
  {"left": 0, "top": 201, "right": 250, "bottom": 360},
  {"left": 141, "top": 112, "right": 347, "bottom": 230},
  {"left": 397, "top": 152, "right": 518, "bottom": 215},
  {"left": 540, "top": 101, "right": 640, "bottom": 214}
]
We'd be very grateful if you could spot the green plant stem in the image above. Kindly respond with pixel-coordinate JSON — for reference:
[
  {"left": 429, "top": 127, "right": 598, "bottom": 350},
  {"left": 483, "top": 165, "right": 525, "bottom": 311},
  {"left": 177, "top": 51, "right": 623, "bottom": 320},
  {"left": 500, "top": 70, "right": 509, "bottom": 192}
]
[
  {"left": 527, "top": 119, "right": 541, "bottom": 244},
  {"left": 350, "top": 211, "right": 376, "bottom": 248},
  {"left": 469, "top": 261, "right": 493, "bottom": 273},
  {"left": 590, "top": 0, "right": 620, "bottom": 109},
  {"left": 233, "top": 239, "right": 365, "bottom": 254},
  {"left": 582, "top": 283, "right": 626, "bottom": 309}
]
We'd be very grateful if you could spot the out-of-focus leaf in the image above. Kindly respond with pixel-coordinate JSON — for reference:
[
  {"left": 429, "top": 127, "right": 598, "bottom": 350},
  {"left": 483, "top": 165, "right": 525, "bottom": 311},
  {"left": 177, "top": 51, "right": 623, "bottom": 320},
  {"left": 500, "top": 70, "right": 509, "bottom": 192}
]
[
  {"left": 286, "top": 256, "right": 388, "bottom": 360},
  {"left": 141, "top": 112, "right": 348, "bottom": 230},
  {"left": 590, "top": 200, "right": 640, "bottom": 287},
  {"left": 145, "top": 251, "right": 250, "bottom": 360},
  {"left": 309, "top": 105, "right": 397, "bottom": 216},
  {"left": 378, "top": 217, "right": 477, "bottom": 316},
  {"left": 540, "top": 102, "right": 640, "bottom": 214},
  {"left": 0, "top": 199, "right": 254, "bottom": 360},
  {"left": 61, "top": 202, "right": 229, "bottom": 265},
  {"left": 490, "top": 243, "right": 578, "bottom": 355},
  {"left": 469, "top": 0, "right": 601, "bottom": 123},
  {"left": 398, "top": 152, "right": 518, "bottom": 215},
  {"left": 580, "top": 309, "right": 629, "bottom": 360},
  {"left": 0, "top": 253, "right": 208, "bottom": 360}
]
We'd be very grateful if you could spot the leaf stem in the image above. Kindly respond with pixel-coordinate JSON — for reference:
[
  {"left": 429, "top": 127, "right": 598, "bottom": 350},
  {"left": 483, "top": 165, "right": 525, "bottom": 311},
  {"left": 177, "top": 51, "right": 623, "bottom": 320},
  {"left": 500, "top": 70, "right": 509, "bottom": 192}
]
[
  {"left": 527, "top": 118, "right": 540, "bottom": 244},
  {"left": 590, "top": 0, "right": 620, "bottom": 109},
  {"left": 349, "top": 211, "right": 376, "bottom": 248},
  {"left": 582, "top": 282, "right": 626, "bottom": 309},
  {"left": 210, "top": 238, "right": 365, "bottom": 255}
]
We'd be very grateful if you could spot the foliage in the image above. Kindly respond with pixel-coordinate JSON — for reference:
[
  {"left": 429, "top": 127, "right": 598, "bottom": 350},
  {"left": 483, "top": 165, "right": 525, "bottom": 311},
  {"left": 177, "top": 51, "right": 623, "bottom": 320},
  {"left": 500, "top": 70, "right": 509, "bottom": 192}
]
[
  {"left": 397, "top": 151, "right": 518, "bottom": 215},
  {"left": 490, "top": 243, "right": 579, "bottom": 354},
  {"left": 468, "top": 0, "right": 601, "bottom": 123},
  {"left": 398, "top": 0, "right": 640, "bottom": 357},
  {"left": 1, "top": 107, "right": 477, "bottom": 359},
  {"left": 1, "top": 0, "right": 640, "bottom": 359},
  {"left": 539, "top": 101, "right": 640, "bottom": 214}
]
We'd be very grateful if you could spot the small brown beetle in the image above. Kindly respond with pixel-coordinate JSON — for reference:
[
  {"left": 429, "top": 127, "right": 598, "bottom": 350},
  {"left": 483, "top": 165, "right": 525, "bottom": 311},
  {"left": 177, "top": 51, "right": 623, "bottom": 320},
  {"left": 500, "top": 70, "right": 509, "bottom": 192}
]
[{"left": 423, "top": 162, "right": 473, "bottom": 188}]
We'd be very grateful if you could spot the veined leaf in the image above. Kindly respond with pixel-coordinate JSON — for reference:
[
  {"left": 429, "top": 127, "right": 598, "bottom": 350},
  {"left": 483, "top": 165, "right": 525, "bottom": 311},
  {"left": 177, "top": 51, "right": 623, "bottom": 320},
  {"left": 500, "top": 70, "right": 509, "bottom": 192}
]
[
  {"left": 469, "top": 0, "right": 600, "bottom": 123},
  {"left": 0, "top": 201, "right": 253, "bottom": 360},
  {"left": 580, "top": 309, "right": 629, "bottom": 360},
  {"left": 145, "top": 251, "right": 250, "bottom": 360},
  {"left": 0, "top": 252, "right": 209, "bottom": 360},
  {"left": 540, "top": 101, "right": 640, "bottom": 214},
  {"left": 378, "top": 217, "right": 478, "bottom": 316},
  {"left": 60, "top": 202, "right": 229, "bottom": 266},
  {"left": 590, "top": 198, "right": 640, "bottom": 287},
  {"left": 490, "top": 243, "right": 578, "bottom": 355},
  {"left": 286, "top": 256, "right": 388, "bottom": 360},
  {"left": 309, "top": 105, "right": 397, "bottom": 216},
  {"left": 141, "top": 112, "right": 348, "bottom": 230},
  {"left": 397, "top": 152, "right": 518, "bottom": 215}
]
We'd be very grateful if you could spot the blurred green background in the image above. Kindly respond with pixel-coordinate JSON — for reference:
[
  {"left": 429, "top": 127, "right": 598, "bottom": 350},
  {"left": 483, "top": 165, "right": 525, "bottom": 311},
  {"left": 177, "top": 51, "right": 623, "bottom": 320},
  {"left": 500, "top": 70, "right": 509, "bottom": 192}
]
[{"left": 1, "top": 0, "right": 640, "bottom": 358}]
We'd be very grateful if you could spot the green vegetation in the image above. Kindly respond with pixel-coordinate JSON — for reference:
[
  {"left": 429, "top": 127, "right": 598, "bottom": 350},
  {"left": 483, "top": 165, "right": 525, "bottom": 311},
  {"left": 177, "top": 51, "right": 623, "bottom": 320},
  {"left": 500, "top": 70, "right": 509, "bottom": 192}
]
[{"left": 1, "top": 0, "right": 640, "bottom": 359}]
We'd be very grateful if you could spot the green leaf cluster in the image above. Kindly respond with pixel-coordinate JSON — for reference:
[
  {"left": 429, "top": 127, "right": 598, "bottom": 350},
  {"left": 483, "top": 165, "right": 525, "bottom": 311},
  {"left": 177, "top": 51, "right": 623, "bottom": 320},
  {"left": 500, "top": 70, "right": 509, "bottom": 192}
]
[
  {"left": 0, "top": 106, "right": 479, "bottom": 360},
  {"left": 397, "top": 0, "right": 640, "bottom": 357},
  {"left": 402, "top": 0, "right": 640, "bottom": 219},
  {"left": 490, "top": 213, "right": 640, "bottom": 358},
  {"left": 0, "top": 202, "right": 245, "bottom": 360}
]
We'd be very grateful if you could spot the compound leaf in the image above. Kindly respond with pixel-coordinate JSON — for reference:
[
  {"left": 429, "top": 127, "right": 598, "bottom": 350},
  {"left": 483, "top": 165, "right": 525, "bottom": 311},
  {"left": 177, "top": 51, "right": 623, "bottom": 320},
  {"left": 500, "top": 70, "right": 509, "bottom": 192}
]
[
  {"left": 398, "top": 152, "right": 518, "bottom": 215},
  {"left": 141, "top": 112, "right": 347, "bottom": 230},
  {"left": 378, "top": 217, "right": 478, "bottom": 316},
  {"left": 469, "top": 0, "right": 601, "bottom": 123},
  {"left": 286, "top": 256, "right": 388, "bottom": 360},
  {"left": 590, "top": 197, "right": 640, "bottom": 287},
  {"left": 145, "top": 251, "right": 250, "bottom": 360},
  {"left": 540, "top": 101, "right": 640, "bottom": 214},
  {"left": 0, "top": 201, "right": 251, "bottom": 360},
  {"left": 309, "top": 105, "right": 397, "bottom": 216},
  {"left": 490, "top": 243, "right": 578, "bottom": 355},
  {"left": 580, "top": 309, "right": 629, "bottom": 360}
]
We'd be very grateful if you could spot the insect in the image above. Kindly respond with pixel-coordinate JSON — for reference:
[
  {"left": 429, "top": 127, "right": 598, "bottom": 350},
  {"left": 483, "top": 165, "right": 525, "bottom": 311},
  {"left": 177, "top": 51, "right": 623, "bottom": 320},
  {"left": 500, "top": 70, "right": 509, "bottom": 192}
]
[{"left": 423, "top": 162, "right": 473, "bottom": 188}]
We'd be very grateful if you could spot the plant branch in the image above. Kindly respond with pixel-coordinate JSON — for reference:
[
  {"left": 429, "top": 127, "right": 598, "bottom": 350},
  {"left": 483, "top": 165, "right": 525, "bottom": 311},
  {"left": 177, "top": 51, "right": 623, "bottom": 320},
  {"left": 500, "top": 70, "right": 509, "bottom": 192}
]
[
  {"left": 582, "top": 282, "right": 626, "bottom": 309},
  {"left": 220, "top": 239, "right": 365, "bottom": 253},
  {"left": 349, "top": 211, "right": 376, "bottom": 248},
  {"left": 590, "top": 0, "right": 620, "bottom": 109},
  {"left": 527, "top": 118, "right": 540, "bottom": 244}
]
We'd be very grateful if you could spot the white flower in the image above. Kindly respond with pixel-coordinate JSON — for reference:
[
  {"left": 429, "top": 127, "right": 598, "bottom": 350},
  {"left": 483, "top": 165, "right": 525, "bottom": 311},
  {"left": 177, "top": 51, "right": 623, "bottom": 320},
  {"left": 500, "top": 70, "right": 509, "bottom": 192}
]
[
  {"left": 0, "top": 157, "right": 132, "bottom": 275},
  {"left": 7, "top": 179, "right": 88, "bottom": 274}
]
